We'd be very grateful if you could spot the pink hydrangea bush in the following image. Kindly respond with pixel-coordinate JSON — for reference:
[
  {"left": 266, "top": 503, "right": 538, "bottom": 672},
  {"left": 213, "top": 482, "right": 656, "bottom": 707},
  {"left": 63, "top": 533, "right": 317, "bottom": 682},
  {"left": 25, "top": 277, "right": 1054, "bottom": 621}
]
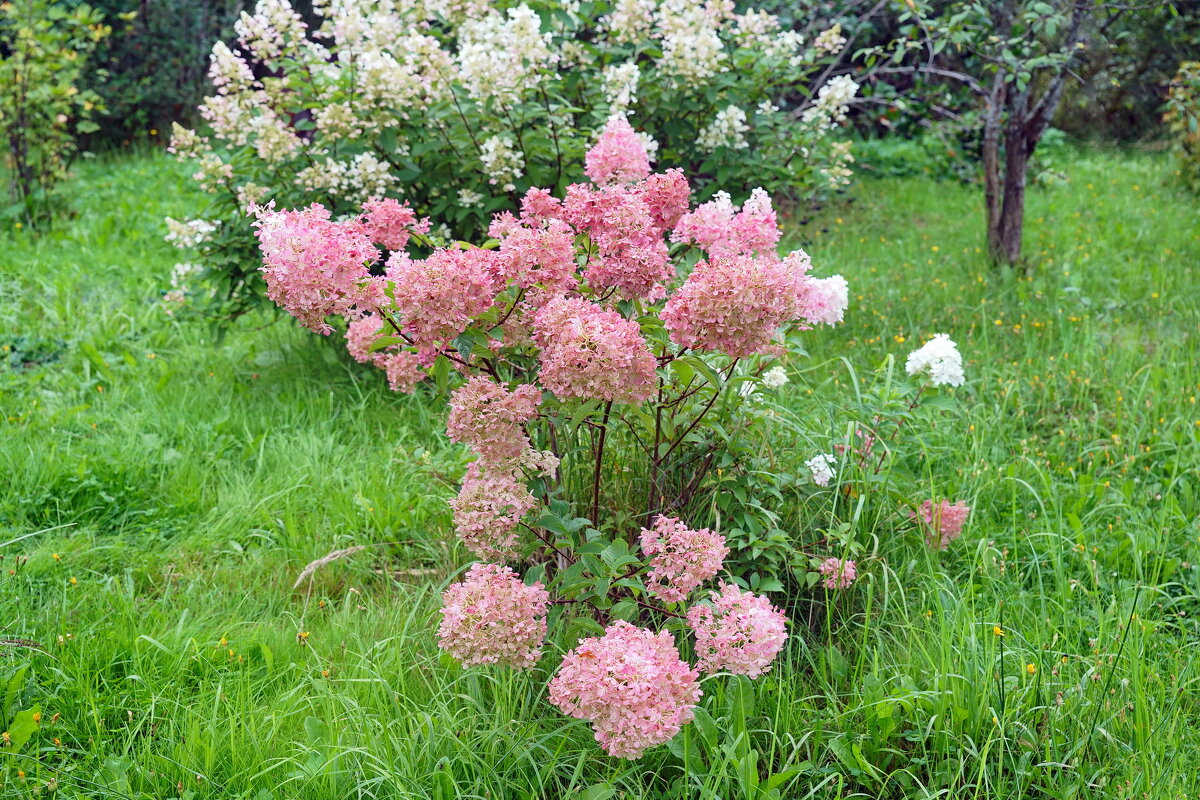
[
  {"left": 438, "top": 563, "right": 549, "bottom": 668},
  {"left": 253, "top": 124, "right": 872, "bottom": 759},
  {"left": 549, "top": 621, "right": 701, "bottom": 759}
]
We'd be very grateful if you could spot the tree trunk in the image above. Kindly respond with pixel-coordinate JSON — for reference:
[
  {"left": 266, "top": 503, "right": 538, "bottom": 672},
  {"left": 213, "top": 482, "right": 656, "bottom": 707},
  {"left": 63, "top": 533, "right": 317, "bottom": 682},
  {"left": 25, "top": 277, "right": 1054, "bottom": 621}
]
[
  {"left": 982, "top": 88, "right": 1005, "bottom": 261},
  {"left": 996, "top": 125, "right": 1029, "bottom": 264}
]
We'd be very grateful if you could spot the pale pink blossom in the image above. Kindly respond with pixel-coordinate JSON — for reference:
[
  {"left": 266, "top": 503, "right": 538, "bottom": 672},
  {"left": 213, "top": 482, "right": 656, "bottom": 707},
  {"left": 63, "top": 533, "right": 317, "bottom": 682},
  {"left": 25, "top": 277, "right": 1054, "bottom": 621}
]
[
  {"left": 797, "top": 273, "right": 849, "bottom": 326},
  {"left": 661, "top": 252, "right": 807, "bottom": 357},
  {"left": 362, "top": 197, "right": 431, "bottom": 252},
  {"left": 449, "top": 462, "right": 537, "bottom": 561},
  {"left": 914, "top": 500, "right": 970, "bottom": 549},
  {"left": 585, "top": 116, "right": 652, "bottom": 186},
  {"left": 639, "top": 515, "right": 728, "bottom": 603},
  {"left": 636, "top": 169, "right": 690, "bottom": 231},
  {"left": 549, "top": 621, "right": 701, "bottom": 759},
  {"left": 379, "top": 350, "right": 426, "bottom": 393},
  {"left": 817, "top": 557, "right": 857, "bottom": 589},
  {"left": 345, "top": 314, "right": 389, "bottom": 364},
  {"left": 687, "top": 582, "right": 788, "bottom": 678},
  {"left": 563, "top": 183, "right": 673, "bottom": 299},
  {"left": 671, "top": 188, "right": 780, "bottom": 258},
  {"left": 252, "top": 204, "right": 380, "bottom": 334},
  {"left": 520, "top": 187, "right": 564, "bottom": 223},
  {"left": 385, "top": 248, "right": 498, "bottom": 354},
  {"left": 447, "top": 377, "right": 542, "bottom": 464},
  {"left": 532, "top": 294, "right": 657, "bottom": 404},
  {"left": 492, "top": 217, "right": 579, "bottom": 291},
  {"left": 438, "top": 563, "right": 549, "bottom": 668}
]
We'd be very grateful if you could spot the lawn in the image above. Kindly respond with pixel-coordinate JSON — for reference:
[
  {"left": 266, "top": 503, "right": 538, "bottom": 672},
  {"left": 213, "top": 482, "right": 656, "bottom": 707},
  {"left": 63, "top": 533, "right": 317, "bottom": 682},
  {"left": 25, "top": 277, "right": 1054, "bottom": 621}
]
[{"left": 1, "top": 146, "right": 1198, "bottom": 799}]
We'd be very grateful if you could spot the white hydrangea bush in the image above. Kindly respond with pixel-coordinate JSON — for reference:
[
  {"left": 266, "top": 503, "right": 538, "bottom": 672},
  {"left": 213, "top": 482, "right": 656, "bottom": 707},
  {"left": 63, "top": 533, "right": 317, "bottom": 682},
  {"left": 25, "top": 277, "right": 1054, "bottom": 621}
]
[{"left": 167, "top": 0, "right": 863, "bottom": 320}]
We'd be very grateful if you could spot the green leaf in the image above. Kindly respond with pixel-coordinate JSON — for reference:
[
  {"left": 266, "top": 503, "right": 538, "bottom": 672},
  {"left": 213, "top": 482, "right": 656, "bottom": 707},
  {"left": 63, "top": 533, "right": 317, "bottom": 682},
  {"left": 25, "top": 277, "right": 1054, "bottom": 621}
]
[
  {"left": 3, "top": 666, "right": 27, "bottom": 721},
  {"left": 579, "top": 784, "right": 616, "bottom": 800},
  {"left": 303, "top": 715, "right": 329, "bottom": 745},
  {"left": 610, "top": 600, "right": 638, "bottom": 621},
  {"left": 6, "top": 705, "right": 40, "bottom": 753}
]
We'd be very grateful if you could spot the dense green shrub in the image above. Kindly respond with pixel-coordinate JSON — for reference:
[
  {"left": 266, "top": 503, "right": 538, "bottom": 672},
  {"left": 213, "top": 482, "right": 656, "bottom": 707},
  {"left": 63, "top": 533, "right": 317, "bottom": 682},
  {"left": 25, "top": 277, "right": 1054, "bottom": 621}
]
[
  {"left": 69, "top": 0, "right": 245, "bottom": 146},
  {"left": 1053, "top": 1, "right": 1200, "bottom": 142},
  {"left": 0, "top": 0, "right": 110, "bottom": 222},
  {"left": 1165, "top": 61, "right": 1200, "bottom": 191}
]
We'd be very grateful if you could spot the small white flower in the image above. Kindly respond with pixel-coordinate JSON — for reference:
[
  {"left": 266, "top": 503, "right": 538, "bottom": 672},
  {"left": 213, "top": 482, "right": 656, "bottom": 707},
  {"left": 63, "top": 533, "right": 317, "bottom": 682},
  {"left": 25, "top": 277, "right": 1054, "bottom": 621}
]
[
  {"left": 905, "top": 333, "right": 965, "bottom": 387},
  {"left": 806, "top": 453, "right": 836, "bottom": 487},
  {"left": 761, "top": 366, "right": 788, "bottom": 389}
]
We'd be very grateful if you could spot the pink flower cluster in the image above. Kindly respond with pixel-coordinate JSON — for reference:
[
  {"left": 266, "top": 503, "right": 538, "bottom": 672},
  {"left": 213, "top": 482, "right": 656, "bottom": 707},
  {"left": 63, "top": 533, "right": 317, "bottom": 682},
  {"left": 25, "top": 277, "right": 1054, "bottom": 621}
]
[
  {"left": 672, "top": 188, "right": 780, "bottom": 258},
  {"left": 564, "top": 183, "right": 673, "bottom": 299},
  {"left": 385, "top": 248, "right": 498, "bottom": 356},
  {"left": 345, "top": 314, "right": 389, "bottom": 365},
  {"left": 438, "top": 563, "right": 549, "bottom": 669},
  {"left": 447, "top": 377, "right": 542, "bottom": 464},
  {"left": 532, "top": 294, "right": 658, "bottom": 404},
  {"left": 490, "top": 216, "right": 579, "bottom": 291},
  {"left": 345, "top": 315, "right": 426, "bottom": 393},
  {"left": 549, "top": 621, "right": 701, "bottom": 759},
  {"left": 662, "top": 250, "right": 848, "bottom": 357},
  {"left": 362, "top": 197, "right": 431, "bottom": 252},
  {"left": 449, "top": 461, "right": 538, "bottom": 560},
  {"left": 687, "top": 582, "right": 789, "bottom": 678},
  {"left": 914, "top": 499, "right": 971, "bottom": 549},
  {"left": 252, "top": 204, "right": 381, "bottom": 334},
  {"left": 661, "top": 253, "right": 799, "bottom": 357},
  {"left": 817, "top": 557, "right": 857, "bottom": 589},
  {"left": 584, "top": 116, "right": 652, "bottom": 186},
  {"left": 639, "top": 515, "right": 728, "bottom": 603}
]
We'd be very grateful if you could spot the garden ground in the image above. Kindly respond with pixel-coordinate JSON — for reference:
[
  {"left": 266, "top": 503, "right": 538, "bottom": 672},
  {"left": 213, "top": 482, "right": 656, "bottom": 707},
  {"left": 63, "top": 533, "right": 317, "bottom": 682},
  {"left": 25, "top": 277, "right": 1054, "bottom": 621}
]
[{"left": 1, "top": 147, "right": 1198, "bottom": 799}]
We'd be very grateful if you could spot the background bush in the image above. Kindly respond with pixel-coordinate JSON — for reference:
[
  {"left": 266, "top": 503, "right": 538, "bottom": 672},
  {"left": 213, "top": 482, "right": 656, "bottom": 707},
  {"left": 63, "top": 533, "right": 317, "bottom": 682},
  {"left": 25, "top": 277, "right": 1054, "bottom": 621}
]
[
  {"left": 0, "top": 0, "right": 110, "bottom": 222},
  {"left": 66, "top": 0, "right": 246, "bottom": 147}
]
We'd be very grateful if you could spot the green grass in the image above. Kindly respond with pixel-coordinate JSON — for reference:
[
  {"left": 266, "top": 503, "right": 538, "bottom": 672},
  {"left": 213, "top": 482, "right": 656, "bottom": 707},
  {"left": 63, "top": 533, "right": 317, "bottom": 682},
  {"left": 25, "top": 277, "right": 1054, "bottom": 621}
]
[{"left": 1, "top": 147, "right": 1198, "bottom": 799}]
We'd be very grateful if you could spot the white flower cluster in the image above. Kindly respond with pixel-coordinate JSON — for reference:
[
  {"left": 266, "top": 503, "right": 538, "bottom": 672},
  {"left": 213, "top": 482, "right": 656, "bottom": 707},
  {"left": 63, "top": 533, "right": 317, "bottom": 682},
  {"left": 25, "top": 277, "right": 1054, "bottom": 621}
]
[
  {"left": 458, "top": 5, "right": 558, "bottom": 104},
  {"left": 249, "top": 111, "right": 303, "bottom": 162},
  {"left": 802, "top": 75, "right": 859, "bottom": 131},
  {"left": 208, "top": 41, "right": 255, "bottom": 93},
  {"left": 805, "top": 453, "right": 837, "bottom": 487},
  {"left": 603, "top": 0, "right": 656, "bottom": 44},
  {"left": 905, "top": 334, "right": 966, "bottom": 387},
  {"left": 295, "top": 152, "right": 400, "bottom": 202},
  {"left": 165, "top": 217, "right": 219, "bottom": 248},
  {"left": 602, "top": 62, "right": 641, "bottom": 113},
  {"left": 479, "top": 135, "right": 524, "bottom": 192},
  {"left": 697, "top": 105, "right": 750, "bottom": 151},
  {"left": 820, "top": 140, "right": 855, "bottom": 188},
  {"left": 458, "top": 188, "right": 485, "bottom": 208},
  {"left": 235, "top": 182, "right": 271, "bottom": 212},
  {"left": 234, "top": 0, "right": 310, "bottom": 61},
  {"left": 190, "top": 153, "right": 235, "bottom": 193},
  {"left": 313, "top": 102, "right": 364, "bottom": 139},
  {"left": 167, "top": 122, "right": 206, "bottom": 158},
  {"left": 656, "top": 0, "right": 729, "bottom": 87},
  {"left": 355, "top": 46, "right": 438, "bottom": 115},
  {"left": 761, "top": 366, "right": 789, "bottom": 389},
  {"left": 636, "top": 130, "right": 660, "bottom": 162},
  {"left": 813, "top": 24, "right": 847, "bottom": 55}
]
